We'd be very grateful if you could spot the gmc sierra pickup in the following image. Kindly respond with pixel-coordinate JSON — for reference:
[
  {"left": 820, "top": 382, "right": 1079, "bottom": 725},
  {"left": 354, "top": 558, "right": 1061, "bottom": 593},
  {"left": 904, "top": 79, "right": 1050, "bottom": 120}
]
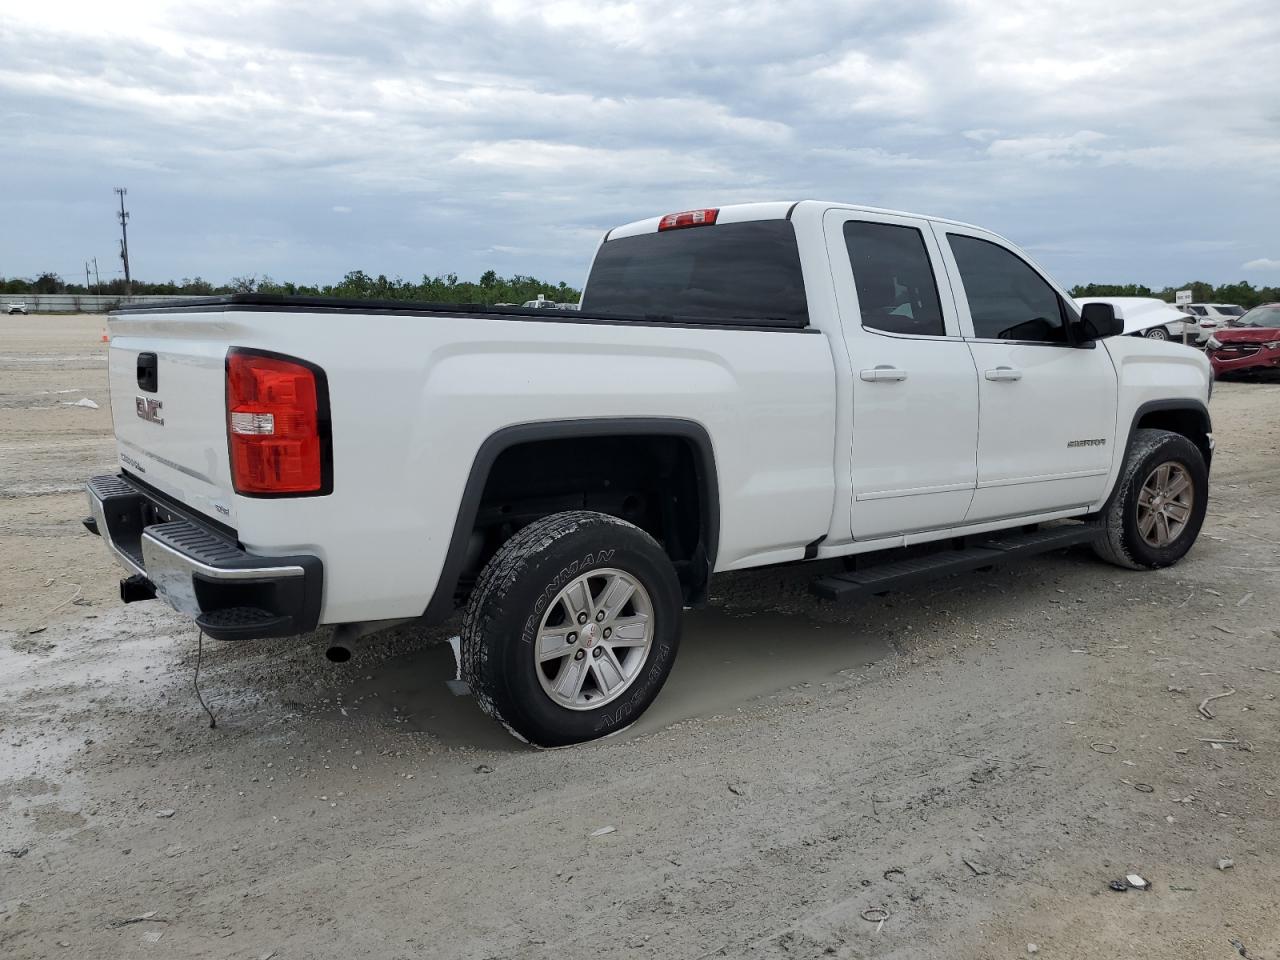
[{"left": 86, "top": 201, "right": 1214, "bottom": 745}]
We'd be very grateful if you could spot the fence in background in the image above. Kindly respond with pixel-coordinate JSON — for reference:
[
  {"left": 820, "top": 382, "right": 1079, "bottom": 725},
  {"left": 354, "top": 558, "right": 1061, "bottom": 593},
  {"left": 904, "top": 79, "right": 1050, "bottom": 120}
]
[{"left": 4, "top": 294, "right": 213, "bottom": 313}]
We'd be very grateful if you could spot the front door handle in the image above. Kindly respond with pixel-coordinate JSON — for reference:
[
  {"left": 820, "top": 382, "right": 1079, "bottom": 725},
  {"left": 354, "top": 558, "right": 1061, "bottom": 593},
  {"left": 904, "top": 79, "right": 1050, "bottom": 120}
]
[
  {"left": 860, "top": 365, "right": 908, "bottom": 382},
  {"left": 984, "top": 366, "right": 1023, "bottom": 382}
]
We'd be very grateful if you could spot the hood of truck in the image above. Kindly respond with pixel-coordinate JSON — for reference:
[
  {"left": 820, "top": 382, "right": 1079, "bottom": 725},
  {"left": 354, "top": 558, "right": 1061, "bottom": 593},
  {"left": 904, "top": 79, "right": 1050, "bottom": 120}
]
[{"left": 107, "top": 312, "right": 238, "bottom": 526}]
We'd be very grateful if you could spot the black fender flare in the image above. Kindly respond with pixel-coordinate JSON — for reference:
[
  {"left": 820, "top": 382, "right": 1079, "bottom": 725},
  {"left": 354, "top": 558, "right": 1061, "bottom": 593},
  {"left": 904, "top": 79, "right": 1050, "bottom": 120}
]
[
  {"left": 1099, "top": 398, "right": 1213, "bottom": 513},
  {"left": 1125, "top": 399, "right": 1212, "bottom": 459},
  {"left": 422, "top": 417, "right": 720, "bottom": 624}
]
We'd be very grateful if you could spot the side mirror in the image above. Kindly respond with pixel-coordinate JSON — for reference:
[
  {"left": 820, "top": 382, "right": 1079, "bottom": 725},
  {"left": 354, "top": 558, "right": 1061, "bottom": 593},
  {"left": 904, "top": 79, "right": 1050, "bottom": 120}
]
[{"left": 1076, "top": 302, "right": 1123, "bottom": 341}]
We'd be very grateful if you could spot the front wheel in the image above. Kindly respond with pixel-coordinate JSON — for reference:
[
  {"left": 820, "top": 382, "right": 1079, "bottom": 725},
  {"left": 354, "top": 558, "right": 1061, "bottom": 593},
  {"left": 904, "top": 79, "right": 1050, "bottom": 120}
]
[
  {"left": 1144, "top": 326, "right": 1170, "bottom": 341},
  {"left": 460, "top": 511, "right": 683, "bottom": 746},
  {"left": 1092, "top": 428, "right": 1208, "bottom": 570}
]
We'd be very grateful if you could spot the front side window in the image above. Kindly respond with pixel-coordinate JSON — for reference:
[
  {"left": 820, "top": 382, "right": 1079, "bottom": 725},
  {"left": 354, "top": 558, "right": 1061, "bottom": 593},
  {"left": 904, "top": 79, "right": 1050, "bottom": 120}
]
[
  {"left": 948, "top": 234, "right": 1068, "bottom": 344},
  {"left": 843, "top": 221, "right": 945, "bottom": 336},
  {"left": 1217, "top": 305, "right": 1245, "bottom": 317}
]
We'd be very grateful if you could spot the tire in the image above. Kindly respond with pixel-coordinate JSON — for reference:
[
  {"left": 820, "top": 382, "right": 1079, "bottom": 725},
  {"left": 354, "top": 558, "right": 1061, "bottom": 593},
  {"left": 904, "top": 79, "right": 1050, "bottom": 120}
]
[
  {"left": 1092, "top": 428, "right": 1208, "bottom": 570},
  {"left": 460, "top": 510, "right": 683, "bottom": 747},
  {"left": 1144, "top": 327, "right": 1170, "bottom": 341}
]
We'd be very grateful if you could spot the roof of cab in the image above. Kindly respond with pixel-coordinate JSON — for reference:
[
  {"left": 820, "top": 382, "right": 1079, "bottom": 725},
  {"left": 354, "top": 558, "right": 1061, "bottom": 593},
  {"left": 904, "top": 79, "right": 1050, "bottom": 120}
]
[{"left": 604, "top": 200, "right": 987, "bottom": 241}]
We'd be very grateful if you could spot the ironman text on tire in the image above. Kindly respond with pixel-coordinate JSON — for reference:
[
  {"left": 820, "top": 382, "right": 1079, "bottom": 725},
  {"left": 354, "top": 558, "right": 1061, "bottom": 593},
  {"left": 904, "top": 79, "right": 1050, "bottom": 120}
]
[
  {"left": 460, "top": 510, "right": 683, "bottom": 746},
  {"left": 1092, "top": 428, "right": 1208, "bottom": 570}
]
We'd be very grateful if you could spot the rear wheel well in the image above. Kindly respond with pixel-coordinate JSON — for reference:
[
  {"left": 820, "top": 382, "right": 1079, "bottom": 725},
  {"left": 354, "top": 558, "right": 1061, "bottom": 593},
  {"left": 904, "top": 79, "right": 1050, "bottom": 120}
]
[{"left": 450, "top": 430, "right": 716, "bottom": 610}]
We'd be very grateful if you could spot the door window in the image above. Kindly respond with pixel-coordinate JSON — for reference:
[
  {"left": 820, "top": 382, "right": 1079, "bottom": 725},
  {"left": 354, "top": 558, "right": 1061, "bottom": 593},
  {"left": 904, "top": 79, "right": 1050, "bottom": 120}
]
[
  {"left": 844, "top": 221, "right": 945, "bottom": 337},
  {"left": 948, "top": 234, "right": 1068, "bottom": 344}
]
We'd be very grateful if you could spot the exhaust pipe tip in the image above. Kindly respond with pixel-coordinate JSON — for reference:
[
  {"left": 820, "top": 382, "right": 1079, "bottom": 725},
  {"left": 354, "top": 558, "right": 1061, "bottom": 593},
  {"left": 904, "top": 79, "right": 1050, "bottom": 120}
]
[{"left": 325, "top": 645, "right": 352, "bottom": 664}]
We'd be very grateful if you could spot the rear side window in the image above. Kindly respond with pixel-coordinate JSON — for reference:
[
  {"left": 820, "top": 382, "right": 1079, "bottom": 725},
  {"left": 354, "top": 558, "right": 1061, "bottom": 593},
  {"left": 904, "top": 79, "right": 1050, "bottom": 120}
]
[
  {"left": 581, "top": 220, "right": 808, "bottom": 325},
  {"left": 948, "top": 234, "right": 1068, "bottom": 344},
  {"left": 843, "top": 221, "right": 945, "bottom": 336}
]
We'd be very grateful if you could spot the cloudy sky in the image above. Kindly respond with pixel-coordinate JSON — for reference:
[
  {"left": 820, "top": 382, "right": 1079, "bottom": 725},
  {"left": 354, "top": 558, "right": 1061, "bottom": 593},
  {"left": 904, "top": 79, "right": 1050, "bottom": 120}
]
[{"left": 2, "top": 0, "right": 1278, "bottom": 290}]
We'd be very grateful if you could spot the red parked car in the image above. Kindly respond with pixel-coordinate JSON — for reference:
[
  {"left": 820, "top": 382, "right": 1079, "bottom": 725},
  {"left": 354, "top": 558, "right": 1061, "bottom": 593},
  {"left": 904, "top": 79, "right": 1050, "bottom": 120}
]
[{"left": 1205, "top": 303, "right": 1280, "bottom": 376}]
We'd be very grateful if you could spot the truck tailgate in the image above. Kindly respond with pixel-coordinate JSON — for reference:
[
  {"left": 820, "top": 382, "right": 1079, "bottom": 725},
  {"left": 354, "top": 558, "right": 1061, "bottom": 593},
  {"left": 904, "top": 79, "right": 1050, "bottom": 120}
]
[{"left": 107, "top": 312, "right": 237, "bottom": 526}]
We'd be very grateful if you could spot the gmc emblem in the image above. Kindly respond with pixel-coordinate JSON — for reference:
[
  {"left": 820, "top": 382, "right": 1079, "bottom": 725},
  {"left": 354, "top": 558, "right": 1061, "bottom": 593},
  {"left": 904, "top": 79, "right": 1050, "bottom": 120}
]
[{"left": 135, "top": 396, "right": 165, "bottom": 425}]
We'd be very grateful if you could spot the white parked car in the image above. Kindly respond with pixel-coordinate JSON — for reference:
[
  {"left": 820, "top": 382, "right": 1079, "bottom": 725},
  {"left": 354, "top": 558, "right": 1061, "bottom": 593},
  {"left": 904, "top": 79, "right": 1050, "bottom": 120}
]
[
  {"left": 1179, "top": 303, "right": 1246, "bottom": 342},
  {"left": 1074, "top": 297, "right": 1198, "bottom": 341},
  {"left": 6, "top": 301, "right": 28, "bottom": 315},
  {"left": 86, "top": 201, "right": 1214, "bottom": 745}
]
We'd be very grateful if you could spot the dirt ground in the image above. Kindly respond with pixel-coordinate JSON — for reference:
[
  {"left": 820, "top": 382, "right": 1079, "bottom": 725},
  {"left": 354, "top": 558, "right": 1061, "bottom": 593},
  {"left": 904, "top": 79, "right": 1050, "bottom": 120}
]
[{"left": 2, "top": 314, "right": 1278, "bottom": 960}]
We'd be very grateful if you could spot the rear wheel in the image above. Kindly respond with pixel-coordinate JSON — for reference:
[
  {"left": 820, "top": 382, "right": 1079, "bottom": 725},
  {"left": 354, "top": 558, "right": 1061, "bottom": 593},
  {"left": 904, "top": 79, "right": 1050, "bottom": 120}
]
[
  {"left": 460, "top": 511, "right": 682, "bottom": 746},
  {"left": 1144, "top": 326, "right": 1170, "bottom": 341},
  {"left": 1092, "top": 428, "right": 1208, "bottom": 570}
]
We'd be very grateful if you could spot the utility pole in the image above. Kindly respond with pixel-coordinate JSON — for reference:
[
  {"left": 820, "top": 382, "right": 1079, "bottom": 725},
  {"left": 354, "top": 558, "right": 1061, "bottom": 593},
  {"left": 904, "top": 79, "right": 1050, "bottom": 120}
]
[
  {"left": 92, "top": 257, "right": 101, "bottom": 295},
  {"left": 114, "top": 187, "right": 132, "bottom": 296},
  {"left": 85, "top": 260, "right": 92, "bottom": 293}
]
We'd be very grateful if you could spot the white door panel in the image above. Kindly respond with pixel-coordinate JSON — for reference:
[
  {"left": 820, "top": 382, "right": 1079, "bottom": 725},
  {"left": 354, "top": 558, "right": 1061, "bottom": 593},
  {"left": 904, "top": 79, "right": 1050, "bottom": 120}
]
[
  {"left": 929, "top": 223, "right": 1119, "bottom": 522},
  {"left": 824, "top": 210, "right": 979, "bottom": 540}
]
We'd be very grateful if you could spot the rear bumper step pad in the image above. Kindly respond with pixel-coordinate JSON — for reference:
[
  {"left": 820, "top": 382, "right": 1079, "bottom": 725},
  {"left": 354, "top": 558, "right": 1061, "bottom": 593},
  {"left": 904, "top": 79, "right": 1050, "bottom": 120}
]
[{"left": 85, "top": 474, "right": 323, "bottom": 640}]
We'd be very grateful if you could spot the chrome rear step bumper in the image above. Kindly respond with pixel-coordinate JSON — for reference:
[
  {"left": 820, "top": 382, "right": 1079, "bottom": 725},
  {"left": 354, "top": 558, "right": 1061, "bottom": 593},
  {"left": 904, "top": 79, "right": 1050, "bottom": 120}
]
[{"left": 85, "top": 474, "right": 323, "bottom": 640}]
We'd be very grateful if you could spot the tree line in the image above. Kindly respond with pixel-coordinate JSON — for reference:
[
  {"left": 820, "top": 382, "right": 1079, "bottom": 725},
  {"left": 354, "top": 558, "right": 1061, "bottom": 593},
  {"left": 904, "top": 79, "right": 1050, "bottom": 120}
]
[
  {"left": 0, "top": 270, "right": 583, "bottom": 305},
  {"left": 4, "top": 270, "right": 1277, "bottom": 310},
  {"left": 1068, "top": 281, "right": 1279, "bottom": 309}
]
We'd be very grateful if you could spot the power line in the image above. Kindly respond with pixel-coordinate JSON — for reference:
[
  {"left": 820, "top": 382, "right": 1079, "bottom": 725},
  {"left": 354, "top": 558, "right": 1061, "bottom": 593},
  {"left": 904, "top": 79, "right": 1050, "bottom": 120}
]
[{"left": 114, "top": 187, "right": 132, "bottom": 296}]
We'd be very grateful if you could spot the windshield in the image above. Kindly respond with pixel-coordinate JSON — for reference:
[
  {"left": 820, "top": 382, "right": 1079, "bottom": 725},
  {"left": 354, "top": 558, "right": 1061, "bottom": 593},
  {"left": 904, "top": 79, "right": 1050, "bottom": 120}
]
[
  {"left": 1235, "top": 304, "right": 1280, "bottom": 327},
  {"left": 582, "top": 220, "right": 809, "bottom": 325}
]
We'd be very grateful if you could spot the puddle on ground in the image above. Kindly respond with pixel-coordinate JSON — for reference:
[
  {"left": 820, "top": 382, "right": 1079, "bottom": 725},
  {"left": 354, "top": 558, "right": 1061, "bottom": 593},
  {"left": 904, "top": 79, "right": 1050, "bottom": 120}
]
[{"left": 339, "top": 606, "right": 892, "bottom": 749}]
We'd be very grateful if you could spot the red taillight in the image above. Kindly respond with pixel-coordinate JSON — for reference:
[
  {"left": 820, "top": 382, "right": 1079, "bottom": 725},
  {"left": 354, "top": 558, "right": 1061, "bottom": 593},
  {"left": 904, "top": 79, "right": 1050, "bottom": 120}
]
[
  {"left": 657, "top": 208, "right": 719, "bottom": 231},
  {"left": 226, "top": 350, "right": 329, "bottom": 495}
]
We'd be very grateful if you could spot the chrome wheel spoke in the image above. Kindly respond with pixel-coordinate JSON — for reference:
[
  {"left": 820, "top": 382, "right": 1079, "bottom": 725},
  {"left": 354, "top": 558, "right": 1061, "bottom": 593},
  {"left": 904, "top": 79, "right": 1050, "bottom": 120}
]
[
  {"left": 1164, "top": 501, "right": 1191, "bottom": 523},
  {"left": 608, "top": 614, "right": 650, "bottom": 645},
  {"left": 598, "top": 574, "right": 636, "bottom": 623},
  {"left": 1165, "top": 472, "right": 1191, "bottom": 499},
  {"left": 562, "top": 580, "right": 594, "bottom": 624},
  {"left": 552, "top": 655, "right": 590, "bottom": 701},
  {"left": 591, "top": 648, "right": 626, "bottom": 694},
  {"left": 1138, "top": 509, "right": 1159, "bottom": 539},
  {"left": 537, "top": 627, "right": 577, "bottom": 663},
  {"left": 1155, "top": 511, "right": 1172, "bottom": 545}
]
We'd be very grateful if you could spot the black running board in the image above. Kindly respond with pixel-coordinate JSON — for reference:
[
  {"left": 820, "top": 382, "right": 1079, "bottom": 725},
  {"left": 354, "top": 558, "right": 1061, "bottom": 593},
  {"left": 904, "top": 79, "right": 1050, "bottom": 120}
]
[{"left": 811, "top": 523, "right": 1102, "bottom": 601}]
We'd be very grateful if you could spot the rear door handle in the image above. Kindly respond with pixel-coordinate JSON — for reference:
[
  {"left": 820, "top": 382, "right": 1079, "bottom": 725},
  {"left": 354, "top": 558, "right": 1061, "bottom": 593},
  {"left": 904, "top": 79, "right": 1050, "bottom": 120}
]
[
  {"left": 984, "top": 366, "right": 1022, "bottom": 382},
  {"left": 859, "top": 366, "right": 908, "bottom": 382}
]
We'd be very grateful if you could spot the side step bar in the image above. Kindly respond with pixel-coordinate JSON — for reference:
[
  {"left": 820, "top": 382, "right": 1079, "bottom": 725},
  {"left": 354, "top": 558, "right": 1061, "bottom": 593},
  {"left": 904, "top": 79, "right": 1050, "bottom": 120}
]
[{"left": 811, "top": 523, "right": 1102, "bottom": 601}]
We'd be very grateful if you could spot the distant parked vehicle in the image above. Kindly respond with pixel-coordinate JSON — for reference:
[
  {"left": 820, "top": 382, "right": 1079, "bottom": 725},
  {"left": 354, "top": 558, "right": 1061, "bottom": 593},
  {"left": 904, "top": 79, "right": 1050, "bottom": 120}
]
[
  {"left": 1075, "top": 297, "right": 1195, "bottom": 341},
  {"left": 1178, "top": 303, "right": 1246, "bottom": 342},
  {"left": 522, "top": 297, "right": 561, "bottom": 310},
  {"left": 1204, "top": 303, "right": 1280, "bottom": 376},
  {"left": 6, "top": 301, "right": 28, "bottom": 315}
]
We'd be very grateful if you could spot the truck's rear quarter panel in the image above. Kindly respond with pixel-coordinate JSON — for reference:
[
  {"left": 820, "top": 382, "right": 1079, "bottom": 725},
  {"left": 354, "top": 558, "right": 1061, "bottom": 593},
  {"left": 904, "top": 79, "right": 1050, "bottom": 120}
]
[{"left": 107, "top": 308, "right": 837, "bottom": 625}]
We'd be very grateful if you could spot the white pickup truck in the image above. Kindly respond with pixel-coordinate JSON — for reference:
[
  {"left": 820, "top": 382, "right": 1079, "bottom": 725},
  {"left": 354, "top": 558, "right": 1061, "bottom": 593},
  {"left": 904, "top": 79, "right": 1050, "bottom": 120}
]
[{"left": 86, "top": 201, "right": 1214, "bottom": 745}]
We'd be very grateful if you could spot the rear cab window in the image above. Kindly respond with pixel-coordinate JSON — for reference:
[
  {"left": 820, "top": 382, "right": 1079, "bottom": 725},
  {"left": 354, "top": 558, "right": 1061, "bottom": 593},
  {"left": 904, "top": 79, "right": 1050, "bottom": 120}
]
[
  {"left": 581, "top": 220, "right": 809, "bottom": 326},
  {"left": 843, "top": 221, "right": 945, "bottom": 337}
]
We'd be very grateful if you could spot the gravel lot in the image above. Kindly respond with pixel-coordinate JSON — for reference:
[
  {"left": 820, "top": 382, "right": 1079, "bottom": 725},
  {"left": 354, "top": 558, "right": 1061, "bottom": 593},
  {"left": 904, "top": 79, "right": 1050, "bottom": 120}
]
[{"left": 2, "top": 314, "right": 1279, "bottom": 959}]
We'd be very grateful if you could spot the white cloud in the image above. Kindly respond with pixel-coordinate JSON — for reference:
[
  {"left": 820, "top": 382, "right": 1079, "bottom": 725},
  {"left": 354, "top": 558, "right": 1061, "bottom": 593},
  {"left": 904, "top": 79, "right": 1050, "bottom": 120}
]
[
  {"left": 331, "top": 206, "right": 352, "bottom": 214},
  {"left": 0, "top": 0, "right": 1277, "bottom": 288},
  {"left": 1243, "top": 258, "right": 1280, "bottom": 272}
]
